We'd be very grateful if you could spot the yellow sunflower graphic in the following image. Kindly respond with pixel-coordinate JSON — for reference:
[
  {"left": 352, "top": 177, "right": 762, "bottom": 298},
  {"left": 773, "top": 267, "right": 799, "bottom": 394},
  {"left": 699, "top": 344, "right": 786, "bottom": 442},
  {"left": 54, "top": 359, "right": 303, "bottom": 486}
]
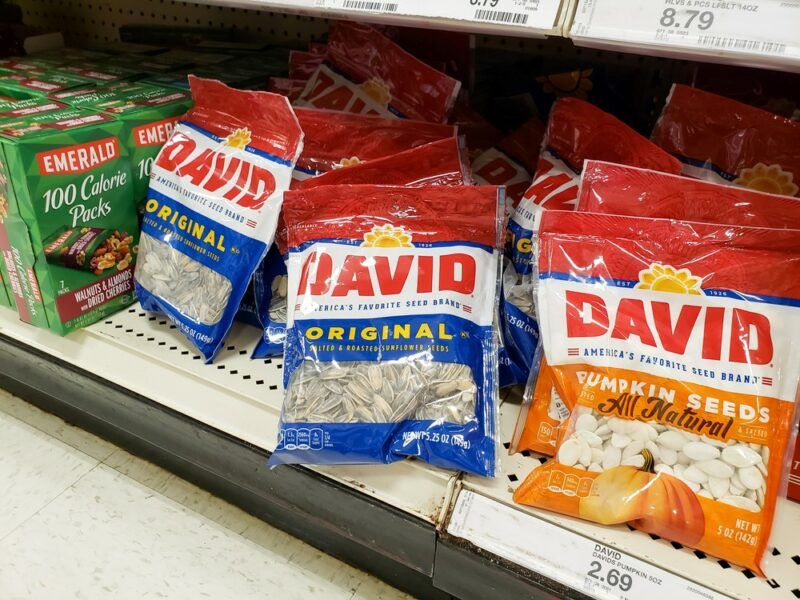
[
  {"left": 223, "top": 127, "right": 252, "bottom": 150},
  {"left": 537, "top": 69, "right": 594, "bottom": 99},
  {"left": 636, "top": 263, "right": 703, "bottom": 295},
  {"left": 333, "top": 156, "right": 362, "bottom": 169},
  {"left": 359, "top": 78, "right": 392, "bottom": 107},
  {"left": 733, "top": 163, "right": 799, "bottom": 196},
  {"left": 361, "top": 224, "right": 413, "bottom": 248}
]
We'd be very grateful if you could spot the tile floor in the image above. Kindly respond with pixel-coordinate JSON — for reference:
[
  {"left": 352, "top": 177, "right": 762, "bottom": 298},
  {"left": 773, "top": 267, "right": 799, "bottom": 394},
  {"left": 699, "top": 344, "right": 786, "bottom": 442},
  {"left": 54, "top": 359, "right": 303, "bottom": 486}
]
[{"left": 0, "top": 388, "right": 410, "bottom": 600}]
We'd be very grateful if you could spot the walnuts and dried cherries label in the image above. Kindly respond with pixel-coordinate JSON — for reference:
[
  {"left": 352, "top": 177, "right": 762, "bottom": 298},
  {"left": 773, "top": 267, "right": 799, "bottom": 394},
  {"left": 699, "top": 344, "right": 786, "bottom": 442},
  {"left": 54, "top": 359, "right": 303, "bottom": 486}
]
[
  {"left": 270, "top": 185, "right": 502, "bottom": 476},
  {"left": 134, "top": 77, "right": 303, "bottom": 361},
  {"left": 513, "top": 211, "right": 800, "bottom": 574}
]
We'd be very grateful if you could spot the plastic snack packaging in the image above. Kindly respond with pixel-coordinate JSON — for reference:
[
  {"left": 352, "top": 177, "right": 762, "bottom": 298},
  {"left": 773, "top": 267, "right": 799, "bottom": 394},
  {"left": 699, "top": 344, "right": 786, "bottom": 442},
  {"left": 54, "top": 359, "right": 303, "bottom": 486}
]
[
  {"left": 134, "top": 77, "right": 303, "bottom": 361},
  {"left": 251, "top": 137, "right": 471, "bottom": 359},
  {"left": 293, "top": 107, "right": 455, "bottom": 182},
  {"left": 577, "top": 160, "right": 800, "bottom": 226},
  {"left": 503, "top": 98, "right": 681, "bottom": 389},
  {"left": 296, "top": 21, "right": 461, "bottom": 123},
  {"left": 514, "top": 160, "right": 800, "bottom": 456},
  {"left": 270, "top": 185, "right": 503, "bottom": 476},
  {"left": 266, "top": 78, "right": 306, "bottom": 103},
  {"left": 652, "top": 84, "right": 800, "bottom": 197},
  {"left": 288, "top": 50, "right": 324, "bottom": 81},
  {"left": 512, "top": 209, "right": 800, "bottom": 574}
]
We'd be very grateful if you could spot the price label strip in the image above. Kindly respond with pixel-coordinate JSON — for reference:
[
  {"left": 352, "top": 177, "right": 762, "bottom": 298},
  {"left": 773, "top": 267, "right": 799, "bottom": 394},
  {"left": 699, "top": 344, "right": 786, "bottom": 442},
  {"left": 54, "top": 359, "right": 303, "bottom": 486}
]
[
  {"left": 308, "top": 0, "right": 562, "bottom": 31},
  {"left": 570, "top": 0, "right": 800, "bottom": 67},
  {"left": 447, "top": 490, "right": 731, "bottom": 600}
]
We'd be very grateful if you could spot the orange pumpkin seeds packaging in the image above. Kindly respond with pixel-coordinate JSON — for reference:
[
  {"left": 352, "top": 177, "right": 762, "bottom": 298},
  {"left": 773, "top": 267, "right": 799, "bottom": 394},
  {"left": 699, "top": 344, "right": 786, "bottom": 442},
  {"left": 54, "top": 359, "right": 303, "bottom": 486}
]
[{"left": 513, "top": 210, "right": 800, "bottom": 574}]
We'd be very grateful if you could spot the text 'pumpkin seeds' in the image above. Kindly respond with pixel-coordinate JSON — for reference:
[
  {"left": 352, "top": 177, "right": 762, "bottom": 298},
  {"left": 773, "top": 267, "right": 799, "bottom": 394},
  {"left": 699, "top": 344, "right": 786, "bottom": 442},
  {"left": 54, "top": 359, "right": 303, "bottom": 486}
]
[
  {"left": 134, "top": 77, "right": 303, "bottom": 361},
  {"left": 270, "top": 185, "right": 502, "bottom": 476},
  {"left": 513, "top": 210, "right": 800, "bottom": 575}
]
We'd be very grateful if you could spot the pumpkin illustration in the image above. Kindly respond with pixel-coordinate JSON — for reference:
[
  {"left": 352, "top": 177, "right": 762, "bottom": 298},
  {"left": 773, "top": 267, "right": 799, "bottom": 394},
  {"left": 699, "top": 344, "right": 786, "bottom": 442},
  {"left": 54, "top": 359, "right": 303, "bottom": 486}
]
[
  {"left": 579, "top": 466, "right": 705, "bottom": 547},
  {"left": 579, "top": 466, "right": 651, "bottom": 524},
  {"left": 634, "top": 472, "right": 705, "bottom": 547}
]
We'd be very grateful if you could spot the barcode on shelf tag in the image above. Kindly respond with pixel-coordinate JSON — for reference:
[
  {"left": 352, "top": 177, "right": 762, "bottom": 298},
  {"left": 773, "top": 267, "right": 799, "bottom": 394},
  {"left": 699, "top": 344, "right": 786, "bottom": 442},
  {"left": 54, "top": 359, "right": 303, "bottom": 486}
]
[
  {"left": 570, "top": 0, "right": 799, "bottom": 61},
  {"left": 324, "top": 0, "right": 560, "bottom": 31},
  {"left": 341, "top": 0, "right": 399, "bottom": 11},
  {"left": 448, "top": 490, "right": 730, "bottom": 600},
  {"left": 474, "top": 8, "right": 529, "bottom": 24}
]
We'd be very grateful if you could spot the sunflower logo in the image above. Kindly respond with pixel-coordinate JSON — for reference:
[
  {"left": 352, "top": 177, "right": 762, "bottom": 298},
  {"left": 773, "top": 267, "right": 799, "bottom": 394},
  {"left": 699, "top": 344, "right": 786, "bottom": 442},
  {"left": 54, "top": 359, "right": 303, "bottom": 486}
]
[
  {"left": 537, "top": 69, "right": 594, "bottom": 99},
  {"left": 223, "top": 128, "right": 251, "bottom": 150},
  {"left": 359, "top": 78, "right": 391, "bottom": 107},
  {"left": 333, "top": 156, "right": 362, "bottom": 169},
  {"left": 636, "top": 263, "right": 703, "bottom": 295},
  {"left": 361, "top": 224, "right": 413, "bottom": 248},
  {"left": 733, "top": 163, "right": 798, "bottom": 197}
]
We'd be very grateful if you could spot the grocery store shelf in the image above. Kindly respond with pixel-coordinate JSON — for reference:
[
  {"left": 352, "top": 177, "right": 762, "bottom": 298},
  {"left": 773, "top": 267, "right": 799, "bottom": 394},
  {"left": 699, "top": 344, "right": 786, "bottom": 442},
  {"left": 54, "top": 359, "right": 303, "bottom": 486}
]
[
  {"left": 184, "top": 0, "right": 568, "bottom": 37},
  {"left": 453, "top": 400, "right": 800, "bottom": 600}
]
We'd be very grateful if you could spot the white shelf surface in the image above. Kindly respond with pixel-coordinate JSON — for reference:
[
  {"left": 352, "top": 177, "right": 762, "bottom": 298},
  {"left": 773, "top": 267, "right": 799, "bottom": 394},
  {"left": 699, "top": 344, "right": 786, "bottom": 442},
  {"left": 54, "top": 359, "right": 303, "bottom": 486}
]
[
  {"left": 2, "top": 304, "right": 799, "bottom": 598},
  {"left": 0, "top": 305, "right": 451, "bottom": 526}
]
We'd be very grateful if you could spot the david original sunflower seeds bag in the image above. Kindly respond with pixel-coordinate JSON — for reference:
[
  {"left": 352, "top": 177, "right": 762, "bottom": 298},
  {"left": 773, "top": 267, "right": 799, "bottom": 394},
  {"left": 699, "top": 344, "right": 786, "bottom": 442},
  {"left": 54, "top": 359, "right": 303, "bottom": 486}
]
[
  {"left": 513, "top": 210, "right": 800, "bottom": 574},
  {"left": 134, "top": 77, "right": 303, "bottom": 361},
  {"left": 653, "top": 85, "right": 800, "bottom": 197},
  {"left": 503, "top": 98, "right": 681, "bottom": 388},
  {"left": 270, "top": 185, "right": 502, "bottom": 476}
]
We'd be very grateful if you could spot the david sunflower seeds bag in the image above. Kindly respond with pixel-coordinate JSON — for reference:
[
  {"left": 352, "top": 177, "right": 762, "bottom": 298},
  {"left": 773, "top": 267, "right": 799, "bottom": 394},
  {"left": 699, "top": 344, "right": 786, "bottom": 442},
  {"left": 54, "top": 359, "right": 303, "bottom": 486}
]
[
  {"left": 297, "top": 21, "right": 460, "bottom": 123},
  {"left": 270, "top": 185, "right": 502, "bottom": 476},
  {"left": 293, "top": 107, "right": 455, "bottom": 182},
  {"left": 513, "top": 210, "right": 800, "bottom": 574},
  {"left": 503, "top": 98, "right": 681, "bottom": 388},
  {"left": 251, "top": 137, "right": 471, "bottom": 359},
  {"left": 134, "top": 77, "right": 303, "bottom": 361},
  {"left": 514, "top": 160, "right": 800, "bottom": 456},
  {"left": 653, "top": 84, "right": 800, "bottom": 197}
]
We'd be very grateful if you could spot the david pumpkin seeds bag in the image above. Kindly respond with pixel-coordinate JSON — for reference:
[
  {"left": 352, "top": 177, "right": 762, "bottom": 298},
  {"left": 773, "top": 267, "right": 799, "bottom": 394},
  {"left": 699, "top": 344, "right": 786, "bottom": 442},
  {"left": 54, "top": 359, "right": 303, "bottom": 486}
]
[
  {"left": 270, "top": 185, "right": 502, "bottom": 476},
  {"left": 652, "top": 84, "right": 800, "bottom": 197},
  {"left": 134, "top": 77, "right": 303, "bottom": 361},
  {"left": 513, "top": 210, "right": 800, "bottom": 574},
  {"left": 514, "top": 161, "right": 800, "bottom": 456}
]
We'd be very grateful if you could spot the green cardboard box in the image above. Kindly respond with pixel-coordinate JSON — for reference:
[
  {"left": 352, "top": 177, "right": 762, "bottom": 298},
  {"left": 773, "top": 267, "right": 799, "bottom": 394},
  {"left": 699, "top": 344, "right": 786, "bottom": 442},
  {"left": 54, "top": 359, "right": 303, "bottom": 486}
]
[
  {"left": 0, "top": 107, "right": 139, "bottom": 333},
  {"left": 0, "top": 70, "right": 95, "bottom": 98},
  {"left": 64, "top": 82, "right": 192, "bottom": 208}
]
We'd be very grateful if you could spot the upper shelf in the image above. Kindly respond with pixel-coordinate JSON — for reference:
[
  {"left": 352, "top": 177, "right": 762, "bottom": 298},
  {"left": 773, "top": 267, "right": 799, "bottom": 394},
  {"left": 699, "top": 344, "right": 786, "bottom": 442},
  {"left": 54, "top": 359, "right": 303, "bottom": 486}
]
[{"left": 187, "top": 0, "right": 800, "bottom": 72}]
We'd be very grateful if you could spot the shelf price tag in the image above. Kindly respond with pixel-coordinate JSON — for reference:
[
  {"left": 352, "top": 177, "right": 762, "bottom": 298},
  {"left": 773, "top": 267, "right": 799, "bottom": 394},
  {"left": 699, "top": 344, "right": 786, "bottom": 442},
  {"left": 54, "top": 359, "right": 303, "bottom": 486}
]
[
  {"left": 571, "top": 0, "right": 800, "bottom": 62},
  {"left": 448, "top": 490, "right": 731, "bottom": 600},
  {"left": 310, "top": 0, "right": 562, "bottom": 31}
]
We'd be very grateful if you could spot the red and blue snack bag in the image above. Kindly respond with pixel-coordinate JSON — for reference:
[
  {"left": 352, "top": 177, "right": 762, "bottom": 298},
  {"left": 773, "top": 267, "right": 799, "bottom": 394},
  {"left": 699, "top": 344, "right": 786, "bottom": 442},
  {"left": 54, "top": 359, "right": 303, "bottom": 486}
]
[
  {"left": 653, "top": 84, "right": 800, "bottom": 197},
  {"left": 296, "top": 21, "right": 461, "bottom": 123},
  {"left": 270, "top": 185, "right": 503, "bottom": 476},
  {"left": 134, "top": 77, "right": 303, "bottom": 361}
]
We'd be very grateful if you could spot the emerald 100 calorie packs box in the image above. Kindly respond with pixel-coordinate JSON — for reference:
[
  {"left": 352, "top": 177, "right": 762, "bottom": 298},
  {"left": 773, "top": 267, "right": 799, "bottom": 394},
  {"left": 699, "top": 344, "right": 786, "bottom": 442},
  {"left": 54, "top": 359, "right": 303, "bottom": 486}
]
[{"left": 0, "top": 106, "right": 139, "bottom": 333}]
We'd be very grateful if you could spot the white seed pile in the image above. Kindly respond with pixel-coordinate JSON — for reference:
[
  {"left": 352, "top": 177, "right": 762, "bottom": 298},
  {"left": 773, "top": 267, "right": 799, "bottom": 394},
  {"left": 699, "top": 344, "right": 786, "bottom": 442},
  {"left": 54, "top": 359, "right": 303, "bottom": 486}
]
[
  {"left": 557, "top": 407, "right": 769, "bottom": 512},
  {"left": 503, "top": 261, "right": 535, "bottom": 316},
  {"left": 283, "top": 361, "right": 477, "bottom": 425},
  {"left": 269, "top": 274, "right": 288, "bottom": 322},
  {"left": 135, "top": 232, "right": 232, "bottom": 325}
]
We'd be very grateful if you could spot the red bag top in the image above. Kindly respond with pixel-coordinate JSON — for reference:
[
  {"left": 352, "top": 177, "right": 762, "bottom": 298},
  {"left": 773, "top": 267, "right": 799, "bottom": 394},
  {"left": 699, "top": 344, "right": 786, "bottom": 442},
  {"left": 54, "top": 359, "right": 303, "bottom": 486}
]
[
  {"left": 539, "top": 210, "right": 800, "bottom": 300},
  {"left": 449, "top": 95, "right": 503, "bottom": 157},
  {"left": 326, "top": 21, "right": 461, "bottom": 123},
  {"left": 266, "top": 77, "right": 306, "bottom": 102},
  {"left": 296, "top": 137, "right": 469, "bottom": 189},
  {"left": 289, "top": 50, "right": 324, "bottom": 81},
  {"left": 283, "top": 185, "right": 500, "bottom": 249},
  {"left": 294, "top": 107, "right": 455, "bottom": 174},
  {"left": 187, "top": 76, "right": 303, "bottom": 162},
  {"left": 545, "top": 98, "right": 681, "bottom": 175},
  {"left": 652, "top": 85, "right": 800, "bottom": 197},
  {"left": 578, "top": 160, "right": 800, "bottom": 229},
  {"left": 497, "top": 116, "right": 546, "bottom": 174}
]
